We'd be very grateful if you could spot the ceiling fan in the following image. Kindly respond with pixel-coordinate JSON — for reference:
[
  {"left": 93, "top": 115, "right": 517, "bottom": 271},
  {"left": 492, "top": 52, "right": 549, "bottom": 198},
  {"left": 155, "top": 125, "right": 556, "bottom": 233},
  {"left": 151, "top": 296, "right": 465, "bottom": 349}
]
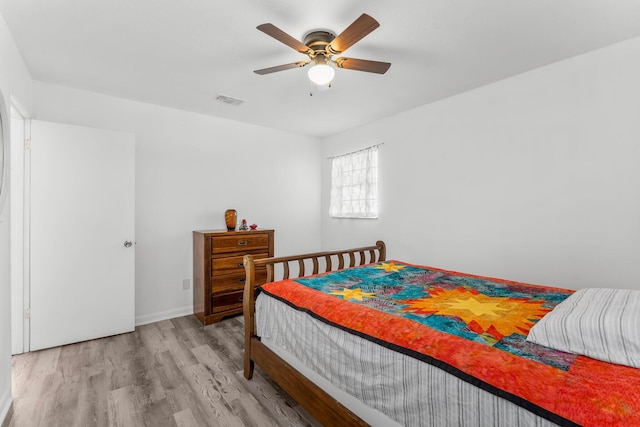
[{"left": 254, "top": 13, "right": 391, "bottom": 87}]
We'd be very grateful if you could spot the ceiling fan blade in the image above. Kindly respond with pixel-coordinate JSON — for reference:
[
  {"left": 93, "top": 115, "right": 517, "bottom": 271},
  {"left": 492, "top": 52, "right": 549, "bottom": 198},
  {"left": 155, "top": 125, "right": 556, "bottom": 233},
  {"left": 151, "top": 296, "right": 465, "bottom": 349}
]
[
  {"left": 257, "top": 23, "right": 312, "bottom": 54},
  {"left": 327, "top": 14, "right": 380, "bottom": 55},
  {"left": 254, "top": 61, "right": 309, "bottom": 75},
  {"left": 334, "top": 57, "right": 391, "bottom": 74}
]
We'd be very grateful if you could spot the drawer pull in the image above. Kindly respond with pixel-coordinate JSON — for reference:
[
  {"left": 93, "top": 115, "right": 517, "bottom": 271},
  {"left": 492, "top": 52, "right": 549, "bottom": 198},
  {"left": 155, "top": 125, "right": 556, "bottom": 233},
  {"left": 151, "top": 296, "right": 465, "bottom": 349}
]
[
  {"left": 237, "top": 240, "right": 248, "bottom": 246},
  {"left": 237, "top": 263, "right": 244, "bottom": 268},
  {"left": 238, "top": 297, "right": 243, "bottom": 302},
  {"left": 237, "top": 278, "right": 246, "bottom": 284}
]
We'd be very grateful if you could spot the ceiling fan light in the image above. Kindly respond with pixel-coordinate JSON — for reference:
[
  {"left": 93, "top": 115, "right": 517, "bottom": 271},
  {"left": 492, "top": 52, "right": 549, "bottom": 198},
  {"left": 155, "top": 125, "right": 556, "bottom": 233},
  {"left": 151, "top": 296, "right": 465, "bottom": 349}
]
[{"left": 308, "top": 64, "right": 335, "bottom": 86}]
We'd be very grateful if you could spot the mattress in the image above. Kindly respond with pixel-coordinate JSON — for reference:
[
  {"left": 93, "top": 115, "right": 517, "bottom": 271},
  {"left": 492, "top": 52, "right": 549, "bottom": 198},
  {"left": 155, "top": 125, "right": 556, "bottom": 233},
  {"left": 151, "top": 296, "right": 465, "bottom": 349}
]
[{"left": 256, "top": 292, "right": 557, "bottom": 427}]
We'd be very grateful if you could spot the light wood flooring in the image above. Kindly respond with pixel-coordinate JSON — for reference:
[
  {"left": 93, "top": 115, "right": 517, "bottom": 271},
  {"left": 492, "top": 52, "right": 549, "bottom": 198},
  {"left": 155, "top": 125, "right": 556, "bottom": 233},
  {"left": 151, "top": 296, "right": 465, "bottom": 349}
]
[{"left": 7, "top": 315, "right": 322, "bottom": 427}]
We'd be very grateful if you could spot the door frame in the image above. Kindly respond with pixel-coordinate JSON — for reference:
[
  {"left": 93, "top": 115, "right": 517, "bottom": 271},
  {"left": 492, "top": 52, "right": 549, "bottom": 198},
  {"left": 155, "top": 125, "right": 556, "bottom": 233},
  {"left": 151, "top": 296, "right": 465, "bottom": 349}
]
[{"left": 9, "top": 97, "right": 29, "bottom": 355}]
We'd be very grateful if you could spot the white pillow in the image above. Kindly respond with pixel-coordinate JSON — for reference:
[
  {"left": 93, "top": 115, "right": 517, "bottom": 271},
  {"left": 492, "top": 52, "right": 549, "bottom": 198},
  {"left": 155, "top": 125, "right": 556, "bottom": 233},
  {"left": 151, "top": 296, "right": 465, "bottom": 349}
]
[{"left": 526, "top": 288, "right": 640, "bottom": 368}]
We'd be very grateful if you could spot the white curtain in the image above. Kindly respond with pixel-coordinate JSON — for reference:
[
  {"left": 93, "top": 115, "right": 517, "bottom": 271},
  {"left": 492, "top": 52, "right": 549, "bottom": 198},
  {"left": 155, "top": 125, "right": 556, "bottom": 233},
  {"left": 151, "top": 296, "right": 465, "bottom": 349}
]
[{"left": 329, "top": 145, "right": 378, "bottom": 219}]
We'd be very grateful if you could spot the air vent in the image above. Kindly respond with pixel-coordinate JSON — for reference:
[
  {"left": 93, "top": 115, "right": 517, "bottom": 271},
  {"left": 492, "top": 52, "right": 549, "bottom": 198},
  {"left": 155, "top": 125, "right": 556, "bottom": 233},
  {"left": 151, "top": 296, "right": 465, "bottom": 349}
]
[{"left": 215, "top": 94, "right": 244, "bottom": 106}]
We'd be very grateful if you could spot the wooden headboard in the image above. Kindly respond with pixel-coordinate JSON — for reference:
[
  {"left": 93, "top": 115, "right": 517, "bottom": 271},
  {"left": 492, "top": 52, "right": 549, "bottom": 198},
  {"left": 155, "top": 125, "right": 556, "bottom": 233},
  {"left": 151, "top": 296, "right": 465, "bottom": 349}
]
[{"left": 244, "top": 240, "right": 386, "bottom": 285}]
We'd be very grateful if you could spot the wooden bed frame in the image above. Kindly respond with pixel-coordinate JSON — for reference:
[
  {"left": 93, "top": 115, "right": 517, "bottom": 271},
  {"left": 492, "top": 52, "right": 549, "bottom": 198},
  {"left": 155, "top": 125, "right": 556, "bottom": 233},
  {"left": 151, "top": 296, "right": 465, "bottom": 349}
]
[{"left": 242, "top": 241, "right": 386, "bottom": 427}]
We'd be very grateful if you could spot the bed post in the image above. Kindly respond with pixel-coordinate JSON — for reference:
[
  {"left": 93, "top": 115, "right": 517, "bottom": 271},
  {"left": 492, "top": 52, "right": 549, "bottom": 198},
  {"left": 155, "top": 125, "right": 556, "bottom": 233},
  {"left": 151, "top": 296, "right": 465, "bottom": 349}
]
[
  {"left": 243, "top": 254, "right": 256, "bottom": 379},
  {"left": 376, "top": 240, "right": 386, "bottom": 262}
]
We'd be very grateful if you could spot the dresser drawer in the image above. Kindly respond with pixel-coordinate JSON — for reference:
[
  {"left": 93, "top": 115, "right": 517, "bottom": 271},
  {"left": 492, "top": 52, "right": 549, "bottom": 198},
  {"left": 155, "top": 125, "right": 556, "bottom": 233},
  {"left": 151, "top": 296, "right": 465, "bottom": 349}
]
[
  {"left": 211, "top": 291, "right": 244, "bottom": 313},
  {"left": 211, "top": 270, "right": 267, "bottom": 294},
  {"left": 211, "top": 253, "right": 269, "bottom": 275},
  {"left": 211, "top": 233, "right": 270, "bottom": 254}
]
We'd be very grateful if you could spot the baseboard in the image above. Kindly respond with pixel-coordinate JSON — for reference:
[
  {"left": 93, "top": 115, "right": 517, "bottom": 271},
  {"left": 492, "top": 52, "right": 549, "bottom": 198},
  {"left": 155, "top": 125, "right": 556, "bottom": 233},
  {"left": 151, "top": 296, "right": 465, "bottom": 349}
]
[
  {"left": 135, "top": 305, "right": 193, "bottom": 326},
  {"left": 0, "top": 391, "right": 12, "bottom": 427}
]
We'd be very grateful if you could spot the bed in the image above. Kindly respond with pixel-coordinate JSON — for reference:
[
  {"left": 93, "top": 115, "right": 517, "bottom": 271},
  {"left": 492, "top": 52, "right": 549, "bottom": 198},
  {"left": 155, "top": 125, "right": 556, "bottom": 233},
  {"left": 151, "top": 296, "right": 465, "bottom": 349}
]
[{"left": 242, "top": 241, "right": 640, "bottom": 426}]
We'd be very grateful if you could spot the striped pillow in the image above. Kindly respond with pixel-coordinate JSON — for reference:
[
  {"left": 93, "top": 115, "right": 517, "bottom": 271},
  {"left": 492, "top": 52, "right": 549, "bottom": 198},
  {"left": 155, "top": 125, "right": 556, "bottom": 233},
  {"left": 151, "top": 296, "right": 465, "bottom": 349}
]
[{"left": 526, "top": 288, "right": 640, "bottom": 368}]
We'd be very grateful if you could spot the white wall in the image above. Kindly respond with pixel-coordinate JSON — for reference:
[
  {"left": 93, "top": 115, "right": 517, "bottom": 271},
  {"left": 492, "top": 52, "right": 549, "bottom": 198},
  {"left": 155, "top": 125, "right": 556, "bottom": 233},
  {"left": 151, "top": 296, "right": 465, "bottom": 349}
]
[
  {"left": 0, "top": 10, "right": 33, "bottom": 425},
  {"left": 33, "top": 82, "right": 322, "bottom": 325},
  {"left": 322, "top": 36, "right": 640, "bottom": 291}
]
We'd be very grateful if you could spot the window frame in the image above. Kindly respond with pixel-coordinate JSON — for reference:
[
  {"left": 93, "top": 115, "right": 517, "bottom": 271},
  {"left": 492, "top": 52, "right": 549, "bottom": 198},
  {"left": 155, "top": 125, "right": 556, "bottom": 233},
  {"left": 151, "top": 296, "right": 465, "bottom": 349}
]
[{"left": 328, "top": 145, "right": 379, "bottom": 219}]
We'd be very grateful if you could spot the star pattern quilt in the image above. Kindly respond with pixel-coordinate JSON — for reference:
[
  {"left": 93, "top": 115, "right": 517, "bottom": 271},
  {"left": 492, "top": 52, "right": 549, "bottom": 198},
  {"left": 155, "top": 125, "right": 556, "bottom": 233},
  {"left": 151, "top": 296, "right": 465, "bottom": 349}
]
[{"left": 260, "top": 261, "right": 640, "bottom": 427}]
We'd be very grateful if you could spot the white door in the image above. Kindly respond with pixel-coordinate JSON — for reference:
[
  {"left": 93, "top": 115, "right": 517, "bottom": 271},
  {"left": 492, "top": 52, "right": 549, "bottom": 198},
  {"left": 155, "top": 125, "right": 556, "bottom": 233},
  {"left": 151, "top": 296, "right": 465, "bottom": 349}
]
[{"left": 30, "top": 120, "right": 135, "bottom": 351}]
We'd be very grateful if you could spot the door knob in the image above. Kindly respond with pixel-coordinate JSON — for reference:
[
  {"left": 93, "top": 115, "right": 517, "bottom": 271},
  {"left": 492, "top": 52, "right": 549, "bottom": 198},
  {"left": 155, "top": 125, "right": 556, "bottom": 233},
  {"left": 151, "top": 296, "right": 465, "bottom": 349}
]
[{"left": 124, "top": 241, "right": 133, "bottom": 248}]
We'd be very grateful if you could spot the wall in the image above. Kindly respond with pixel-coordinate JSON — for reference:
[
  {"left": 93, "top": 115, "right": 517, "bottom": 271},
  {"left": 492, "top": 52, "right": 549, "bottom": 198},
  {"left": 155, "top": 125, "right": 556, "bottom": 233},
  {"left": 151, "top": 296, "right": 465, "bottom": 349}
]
[
  {"left": 0, "top": 11, "right": 33, "bottom": 424},
  {"left": 322, "top": 36, "right": 640, "bottom": 291},
  {"left": 33, "top": 82, "right": 322, "bottom": 325}
]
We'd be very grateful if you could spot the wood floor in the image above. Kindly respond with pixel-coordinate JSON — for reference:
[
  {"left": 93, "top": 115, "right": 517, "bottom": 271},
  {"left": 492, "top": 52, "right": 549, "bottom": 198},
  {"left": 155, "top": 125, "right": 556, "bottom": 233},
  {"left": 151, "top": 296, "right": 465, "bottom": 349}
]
[{"left": 7, "top": 315, "right": 322, "bottom": 427}]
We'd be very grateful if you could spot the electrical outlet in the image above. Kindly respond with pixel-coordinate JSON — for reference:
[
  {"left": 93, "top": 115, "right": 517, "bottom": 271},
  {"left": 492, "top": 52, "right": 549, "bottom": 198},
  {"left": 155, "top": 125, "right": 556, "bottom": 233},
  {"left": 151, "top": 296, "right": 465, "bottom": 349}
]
[{"left": 182, "top": 279, "right": 190, "bottom": 290}]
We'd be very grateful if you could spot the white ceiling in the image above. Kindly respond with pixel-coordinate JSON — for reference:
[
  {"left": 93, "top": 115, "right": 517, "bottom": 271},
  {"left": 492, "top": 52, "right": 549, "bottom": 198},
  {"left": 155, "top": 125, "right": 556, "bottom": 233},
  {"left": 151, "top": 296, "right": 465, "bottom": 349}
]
[{"left": 1, "top": 0, "right": 640, "bottom": 138}]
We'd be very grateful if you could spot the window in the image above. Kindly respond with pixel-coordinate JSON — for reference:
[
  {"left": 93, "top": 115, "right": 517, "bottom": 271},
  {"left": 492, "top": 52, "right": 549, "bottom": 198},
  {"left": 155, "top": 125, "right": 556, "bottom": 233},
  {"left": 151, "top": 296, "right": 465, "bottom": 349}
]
[{"left": 329, "top": 145, "right": 378, "bottom": 218}]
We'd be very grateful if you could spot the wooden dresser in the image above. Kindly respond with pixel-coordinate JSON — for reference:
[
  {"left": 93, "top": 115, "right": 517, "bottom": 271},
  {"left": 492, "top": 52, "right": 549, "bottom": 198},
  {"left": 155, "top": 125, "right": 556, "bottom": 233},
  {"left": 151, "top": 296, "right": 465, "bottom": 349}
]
[{"left": 193, "top": 229, "right": 274, "bottom": 325}]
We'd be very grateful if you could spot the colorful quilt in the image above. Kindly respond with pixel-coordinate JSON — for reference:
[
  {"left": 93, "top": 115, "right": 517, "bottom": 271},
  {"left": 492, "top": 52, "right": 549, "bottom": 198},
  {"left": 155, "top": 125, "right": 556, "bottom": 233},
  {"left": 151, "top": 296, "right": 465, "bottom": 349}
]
[{"left": 260, "top": 261, "right": 640, "bottom": 427}]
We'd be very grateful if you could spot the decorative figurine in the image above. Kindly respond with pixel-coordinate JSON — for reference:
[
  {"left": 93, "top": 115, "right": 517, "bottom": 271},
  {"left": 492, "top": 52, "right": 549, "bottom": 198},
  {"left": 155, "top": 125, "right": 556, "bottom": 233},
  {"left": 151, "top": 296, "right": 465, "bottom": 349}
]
[{"left": 239, "top": 219, "right": 249, "bottom": 231}]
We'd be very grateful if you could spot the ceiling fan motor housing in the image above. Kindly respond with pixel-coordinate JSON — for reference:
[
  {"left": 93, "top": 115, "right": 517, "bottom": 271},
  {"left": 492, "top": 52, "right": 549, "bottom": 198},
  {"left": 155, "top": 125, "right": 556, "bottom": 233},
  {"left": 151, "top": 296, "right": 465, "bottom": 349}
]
[
  {"left": 303, "top": 30, "right": 336, "bottom": 50},
  {"left": 303, "top": 30, "right": 336, "bottom": 61}
]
